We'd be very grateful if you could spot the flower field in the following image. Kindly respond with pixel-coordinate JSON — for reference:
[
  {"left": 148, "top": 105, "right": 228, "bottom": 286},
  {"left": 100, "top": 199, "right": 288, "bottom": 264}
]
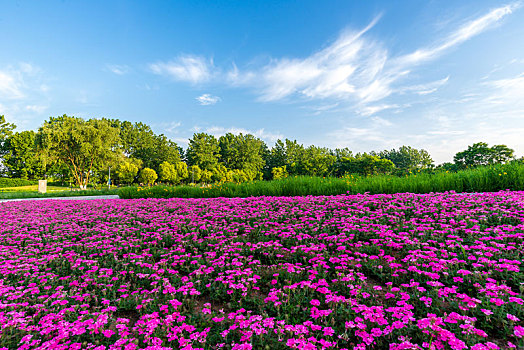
[{"left": 1, "top": 192, "right": 523, "bottom": 350}]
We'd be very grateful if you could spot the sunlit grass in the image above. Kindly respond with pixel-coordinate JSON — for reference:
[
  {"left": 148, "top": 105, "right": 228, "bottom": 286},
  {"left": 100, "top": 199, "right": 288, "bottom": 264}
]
[{"left": 0, "top": 185, "right": 71, "bottom": 193}]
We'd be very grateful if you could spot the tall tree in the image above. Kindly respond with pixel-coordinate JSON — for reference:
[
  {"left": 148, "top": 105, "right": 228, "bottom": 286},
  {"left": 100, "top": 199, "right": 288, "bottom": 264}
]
[
  {"left": 116, "top": 121, "right": 180, "bottom": 172},
  {"left": 36, "top": 115, "right": 120, "bottom": 189},
  {"left": 218, "top": 133, "right": 266, "bottom": 177},
  {"left": 0, "top": 115, "right": 16, "bottom": 157},
  {"left": 302, "top": 146, "right": 336, "bottom": 177},
  {"left": 186, "top": 133, "right": 220, "bottom": 171},
  {"left": 378, "top": 146, "right": 433, "bottom": 173},
  {"left": 284, "top": 139, "right": 306, "bottom": 175},
  {"left": 454, "top": 142, "right": 514, "bottom": 169},
  {"left": 2, "top": 130, "right": 44, "bottom": 179}
]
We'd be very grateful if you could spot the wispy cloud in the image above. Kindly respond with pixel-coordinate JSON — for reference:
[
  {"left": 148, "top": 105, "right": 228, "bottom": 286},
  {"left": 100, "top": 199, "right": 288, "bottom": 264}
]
[
  {"left": 400, "top": 76, "right": 450, "bottom": 96},
  {"left": 196, "top": 94, "right": 221, "bottom": 105},
  {"left": 25, "top": 105, "right": 48, "bottom": 113},
  {"left": 397, "top": 3, "right": 519, "bottom": 66},
  {"left": 226, "top": 3, "right": 518, "bottom": 112},
  {"left": 106, "top": 64, "right": 130, "bottom": 75},
  {"left": 483, "top": 72, "right": 524, "bottom": 105},
  {"left": 0, "top": 69, "right": 25, "bottom": 99},
  {"left": 149, "top": 55, "right": 214, "bottom": 84}
]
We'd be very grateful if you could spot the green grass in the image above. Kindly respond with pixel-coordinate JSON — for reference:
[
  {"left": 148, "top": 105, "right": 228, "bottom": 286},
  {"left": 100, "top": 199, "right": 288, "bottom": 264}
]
[
  {"left": 0, "top": 185, "right": 72, "bottom": 193},
  {"left": 119, "top": 162, "right": 524, "bottom": 199}
]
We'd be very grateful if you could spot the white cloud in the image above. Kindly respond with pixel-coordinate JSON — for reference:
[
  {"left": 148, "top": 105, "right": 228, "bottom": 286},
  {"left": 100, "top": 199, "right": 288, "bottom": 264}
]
[
  {"left": 145, "top": 4, "right": 517, "bottom": 119},
  {"left": 483, "top": 73, "right": 524, "bottom": 105},
  {"left": 396, "top": 3, "right": 519, "bottom": 66},
  {"left": 400, "top": 76, "right": 450, "bottom": 95},
  {"left": 0, "top": 70, "right": 25, "bottom": 99},
  {"left": 107, "top": 64, "right": 130, "bottom": 75},
  {"left": 358, "top": 103, "right": 399, "bottom": 116},
  {"left": 196, "top": 94, "right": 221, "bottom": 105},
  {"left": 225, "top": 3, "right": 517, "bottom": 113},
  {"left": 25, "top": 105, "right": 48, "bottom": 113},
  {"left": 149, "top": 55, "right": 213, "bottom": 84}
]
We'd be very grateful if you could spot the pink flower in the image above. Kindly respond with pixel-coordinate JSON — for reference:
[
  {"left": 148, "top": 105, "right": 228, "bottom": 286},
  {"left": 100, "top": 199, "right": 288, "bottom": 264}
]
[
  {"left": 310, "top": 299, "right": 321, "bottom": 306},
  {"left": 480, "top": 309, "right": 493, "bottom": 316},
  {"left": 102, "top": 329, "right": 115, "bottom": 338},
  {"left": 514, "top": 325, "right": 524, "bottom": 338},
  {"left": 323, "top": 327, "right": 334, "bottom": 336},
  {"left": 507, "top": 314, "right": 520, "bottom": 322}
]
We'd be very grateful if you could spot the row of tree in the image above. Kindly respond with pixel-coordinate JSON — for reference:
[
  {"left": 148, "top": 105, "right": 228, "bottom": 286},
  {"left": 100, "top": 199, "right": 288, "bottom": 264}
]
[{"left": 0, "top": 115, "right": 517, "bottom": 187}]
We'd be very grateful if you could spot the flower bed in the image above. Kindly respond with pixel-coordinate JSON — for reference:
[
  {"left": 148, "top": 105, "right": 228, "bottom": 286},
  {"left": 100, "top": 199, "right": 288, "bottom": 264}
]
[{"left": 0, "top": 191, "right": 523, "bottom": 349}]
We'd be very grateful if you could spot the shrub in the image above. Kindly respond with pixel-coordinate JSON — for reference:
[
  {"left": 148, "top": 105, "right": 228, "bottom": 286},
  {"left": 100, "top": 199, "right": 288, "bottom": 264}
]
[
  {"left": 138, "top": 168, "right": 158, "bottom": 186},
  {"left": 0, "top": 178, "right": 39, "bottom": 188}
]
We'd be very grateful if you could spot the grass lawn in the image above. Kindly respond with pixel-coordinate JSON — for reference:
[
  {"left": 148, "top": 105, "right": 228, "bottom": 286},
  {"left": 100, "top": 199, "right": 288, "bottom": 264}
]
[{"left": 0, "top": 184, "right": 72, "bottom": 193}]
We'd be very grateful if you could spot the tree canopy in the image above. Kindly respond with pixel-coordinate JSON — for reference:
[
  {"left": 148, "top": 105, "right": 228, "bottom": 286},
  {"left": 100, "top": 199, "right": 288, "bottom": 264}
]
[
  {"left": 454, "top": 142, "right": 514, "bottom": 169},
  {"left": 36, "top": 115, "right": 121, "bottom": 189}
]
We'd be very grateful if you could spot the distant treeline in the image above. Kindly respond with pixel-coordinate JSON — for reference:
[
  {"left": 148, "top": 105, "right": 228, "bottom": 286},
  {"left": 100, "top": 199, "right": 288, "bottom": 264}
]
[{"left": 0, "top": 114, "right": 519, "bottom": 188}]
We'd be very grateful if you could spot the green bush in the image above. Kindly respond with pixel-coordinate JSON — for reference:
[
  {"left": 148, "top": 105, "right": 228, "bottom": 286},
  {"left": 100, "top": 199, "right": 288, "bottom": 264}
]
[
  {"left": 0, "top": 178, "right": 39, "bottom": 188},
  {"left": 138, "top": 168, "right": 158, "bottom": 186}
]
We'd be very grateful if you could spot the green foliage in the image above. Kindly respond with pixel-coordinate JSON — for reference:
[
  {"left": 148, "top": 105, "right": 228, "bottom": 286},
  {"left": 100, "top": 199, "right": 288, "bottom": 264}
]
[
  {"left": 378, "top": 146, "right": 433, "bottom": 173},
  {"left": 0, "top": 178, "right": 38, "bottom": 188},
  {"left": 159, "top": 161, "right": 176, "bottom": 184},
  {"left": 201, "top": 169, "right": 213, "bottom": 183},
  {"left": 338, "top": 153, "right": 395, "bottom": 176},
  {"left": 116, "top": 121, "right": 181, "bottom": 173},
  {"left": 454, "top": 142, "right": 514, "bottom": 169},
  {"left": 272, "top": 165, "right": 288, "bottom": 180},
  {"left": 218, "top": 133, "right": 266, "bottom": 175},
  {"left": 188, "top": 165, "right": 202, "bottom": 183},
  {"left": 174, "top": 161, "right": 189, "bottom": 182},
  {"left": 186, "top": 133, "right": 220, "bottom": 171},
  {"left": 2, "top": 130, "right": 44, "bottom": 179},
  {"left": 138, "top": 167, "right": 158, "bottom": 185},
  {"left": 116, "top": 161, "right": 139, "bottom": 184},
  {"left": 211, "top": 164, "right": 228, "bottom": 182},
  {"left": 0, "top": 115, "right": 16, "bottom": 149},
  {"left": 36, "top": 115, "right": 121, "bottom": 189},
  {"left": 302, "top": 146, "right": 335, "bottom": 176},
  {"left": 159, "top": 161, "right": 188, "bottom": 184}
]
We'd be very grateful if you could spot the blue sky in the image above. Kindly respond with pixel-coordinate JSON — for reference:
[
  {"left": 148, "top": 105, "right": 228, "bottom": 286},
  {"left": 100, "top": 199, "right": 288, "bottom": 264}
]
[{"left": 1, "top": 0, "right": 523, "bottom": 163}]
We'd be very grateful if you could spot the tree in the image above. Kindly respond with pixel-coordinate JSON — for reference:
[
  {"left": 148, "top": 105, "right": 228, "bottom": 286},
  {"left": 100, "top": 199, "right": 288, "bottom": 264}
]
[
  {"left": 188, "top": 165, "right": 202, "bottom": 183},
  {"left": 139, "top": 168, "right": 157, "bottom": 185},
  {"left": 302, "top": 146, "right": 336, "bottom": 177},
  {"left": 186, "top": 133, "right": 220, "bottom": 171},
  {"left": 116, "top": 121, "right": 181, "bottom": 173},
  {"left": 338, "top": 154, "right": 395, "bottom": 176},
  {"left": 159, "top": 161, "right": 177, "bottom": 184},
  {"left": 378, "top": 146, "right": 433, "bottom": 173},
  {"left": 0, "top": 115, "right": 15, "bottom": 145},
  {"left": 218, "top": 133, "right": 266, "bottom": 178},
  {"left": 174, "top": 162, "right": 189, "bottom": 183},
  {"left": 454, "top": 142, "right": 514, "bottom": 169},
  {"left": 211, "top": 164, "right": 228, "bottom": 182},
  {"left": 0, "top": 115, "right": 16, "bottom": 165},
  {"left": 272, "top": 165, "right": 288, "bottom": 179},
  {"left": 2, "top": 131, "right": 44, "bottom": 179},
  {"left": 159, "top": 161, "right": 188, "bottom": 184},
  {"left": 36, "top": 115, "right": 120, "bottom": 189},
  {"left": 284, "top": 139, "right": 306, "bottom": 175},
  {"left": 116, "top": 161, "right": 139, "bottom": 184}
]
